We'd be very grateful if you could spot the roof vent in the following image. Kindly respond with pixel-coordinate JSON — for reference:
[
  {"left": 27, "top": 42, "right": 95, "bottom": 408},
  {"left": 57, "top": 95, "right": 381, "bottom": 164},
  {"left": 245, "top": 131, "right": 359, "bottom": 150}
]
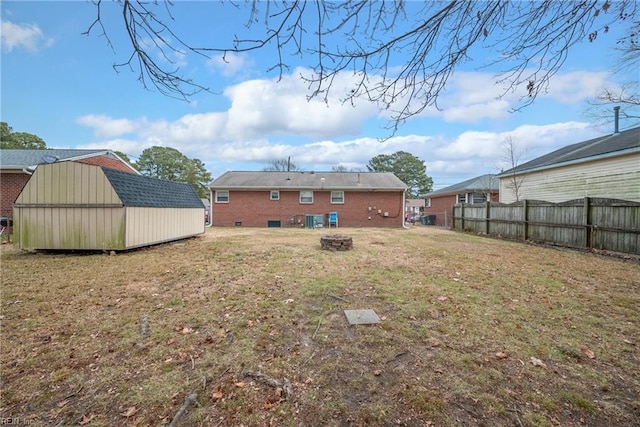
[
  {"left": 42, "top": 154, "right": 59, "bottom": 164},
  {"left": 613, "top": 106, "right": 620, "bottom": 133}
]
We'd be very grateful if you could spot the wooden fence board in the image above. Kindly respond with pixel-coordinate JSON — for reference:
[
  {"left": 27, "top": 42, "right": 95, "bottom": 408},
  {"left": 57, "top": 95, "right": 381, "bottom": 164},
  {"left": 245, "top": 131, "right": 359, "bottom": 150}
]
[{"left": 452, "top": 198, "right": 640, "bottom": 255}]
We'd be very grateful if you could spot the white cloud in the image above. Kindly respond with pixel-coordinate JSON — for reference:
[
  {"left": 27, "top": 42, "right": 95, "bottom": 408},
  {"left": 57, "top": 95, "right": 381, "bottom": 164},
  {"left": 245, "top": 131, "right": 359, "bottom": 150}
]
[
  {"left": 73, "top": 66, "right": 605, "bottom": 186},
  {"left": 223, "top": 69, "right": 379, "bottom": 140},
  {"left": 207, "top": 52, "right": 253, "bottom": 77},
  {"left": 543, "top": 71, "right": 609, "bottom": 103},
  {"left": 1, "top": 20, "right": 53, "bottom": 53},
  {"left": 76, "top": 115, "right": 141, "bottom": 138}
]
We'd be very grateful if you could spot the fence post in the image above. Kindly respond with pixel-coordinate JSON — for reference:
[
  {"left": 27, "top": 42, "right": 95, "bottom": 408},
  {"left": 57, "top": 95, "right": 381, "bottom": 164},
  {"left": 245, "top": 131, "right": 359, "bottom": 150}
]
[
  {"left": 485, "top": 201, "right": 491, "bottom": 234},
  {"left": 523, "top": 199, "right": 528, "bottom": 240},
  {"left": 584, "top": 197, "right": 591, "bottom": 249}
]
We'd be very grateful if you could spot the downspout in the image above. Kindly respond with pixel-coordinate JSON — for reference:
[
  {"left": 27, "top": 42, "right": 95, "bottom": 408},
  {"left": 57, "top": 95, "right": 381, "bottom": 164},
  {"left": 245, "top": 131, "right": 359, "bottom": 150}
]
[
  {"left": 402, "top": 191, "right": 409, "bottom": 229},
  {"left": 206, "top": 187, "right": 213, "bottom": 227}
]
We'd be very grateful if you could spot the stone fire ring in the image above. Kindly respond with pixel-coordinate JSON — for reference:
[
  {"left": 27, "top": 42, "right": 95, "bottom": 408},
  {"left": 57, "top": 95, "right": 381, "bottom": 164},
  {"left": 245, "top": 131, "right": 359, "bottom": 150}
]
[{"left": 320, "top": 235, "right": 353, "bottom": 251}]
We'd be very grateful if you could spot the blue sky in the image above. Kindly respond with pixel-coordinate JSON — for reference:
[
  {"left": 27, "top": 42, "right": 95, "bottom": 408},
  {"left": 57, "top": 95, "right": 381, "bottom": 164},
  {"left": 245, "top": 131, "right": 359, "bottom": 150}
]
[{"left": 1, "top": 1, "right": 635, "bottom": 189}]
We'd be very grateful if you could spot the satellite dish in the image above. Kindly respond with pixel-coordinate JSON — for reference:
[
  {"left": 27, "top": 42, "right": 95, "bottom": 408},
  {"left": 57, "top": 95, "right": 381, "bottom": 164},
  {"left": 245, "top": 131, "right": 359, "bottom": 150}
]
[{"left": 41, "top": 155, "right": 59, "bottom": 164}]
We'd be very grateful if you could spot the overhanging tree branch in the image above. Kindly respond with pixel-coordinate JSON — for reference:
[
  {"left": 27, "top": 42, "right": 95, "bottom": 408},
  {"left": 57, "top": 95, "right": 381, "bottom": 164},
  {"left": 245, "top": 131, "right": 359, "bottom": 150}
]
[{"left": 87, "top": 1, "right": 638, "bottom": 129}]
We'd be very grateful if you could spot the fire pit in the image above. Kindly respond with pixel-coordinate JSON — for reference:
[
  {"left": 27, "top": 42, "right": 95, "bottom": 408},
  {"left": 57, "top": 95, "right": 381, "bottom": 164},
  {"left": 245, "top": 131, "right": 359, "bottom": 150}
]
[{"left": 320, "top": 235, "right": 353, "bottom": 251}]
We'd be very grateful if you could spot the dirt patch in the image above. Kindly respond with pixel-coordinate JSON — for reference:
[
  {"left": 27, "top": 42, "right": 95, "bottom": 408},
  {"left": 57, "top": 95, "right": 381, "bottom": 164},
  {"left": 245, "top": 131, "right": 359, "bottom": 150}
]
[{"left": 1, "top": 226, "right": 639, "bottom": 426}]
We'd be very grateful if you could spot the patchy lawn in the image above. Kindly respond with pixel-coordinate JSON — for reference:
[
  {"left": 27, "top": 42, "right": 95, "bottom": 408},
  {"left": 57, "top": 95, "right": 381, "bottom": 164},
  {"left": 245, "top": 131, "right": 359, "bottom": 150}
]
[{"left": 1, "top": 226, "right": 639, "bottom": 426}]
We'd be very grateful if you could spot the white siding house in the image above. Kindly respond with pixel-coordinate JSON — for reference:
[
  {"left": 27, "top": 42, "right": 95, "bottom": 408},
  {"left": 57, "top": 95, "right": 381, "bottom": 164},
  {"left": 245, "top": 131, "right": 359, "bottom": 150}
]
[{"left": 497, "top": 126, "right": 640, "bottom": 203}]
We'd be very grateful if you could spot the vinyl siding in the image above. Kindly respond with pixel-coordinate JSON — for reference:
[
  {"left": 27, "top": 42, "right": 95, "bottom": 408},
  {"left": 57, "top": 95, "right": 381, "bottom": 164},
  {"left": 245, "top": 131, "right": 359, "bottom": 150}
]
[
  {"left": 125, "top": 207, "right": 204, "bottom": 248},
  {"left": 499, "top": 153, "right": 640, "bottom": 204}
]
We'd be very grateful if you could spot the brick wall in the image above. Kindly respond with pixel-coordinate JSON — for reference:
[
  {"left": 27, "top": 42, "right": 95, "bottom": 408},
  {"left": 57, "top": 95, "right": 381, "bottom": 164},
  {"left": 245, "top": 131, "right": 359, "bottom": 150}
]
[
  {"left": 424, "top": 192, "right": 499, "bottom": 228},
  {"left": 79, "top": 156, "right": 136, "bottom": 173},
  {"left": 211, "top": 190, "right": 404, "bottom": 227},
  {"left": 0, "top": 172, "right": 30, "bottom": 219},
  {"left": 423, "top": 194, "right": 456, "bottom": 227}
]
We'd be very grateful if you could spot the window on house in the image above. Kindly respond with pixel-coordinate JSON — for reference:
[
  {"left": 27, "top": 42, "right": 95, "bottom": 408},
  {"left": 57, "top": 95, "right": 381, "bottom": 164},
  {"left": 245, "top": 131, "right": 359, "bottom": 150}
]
[
  {"left": 470, "top": 192, "right": 487, "bottom": 203},
  {"left": 215, "top": 190, "right": 229, "bottom": 203},
  {"left": 300, "top": 191, "right": 313, "bottom": 204},
  {"left": 270, "top": 190, "right": 280, "bottom": 201},
  {"left": 330, "top": 191, "right": 344, "bottom": 204},
  {"left": 457, "top": 193, "right": 466, "bottom": 203},
  {"left": 424, "top": 198, "right": 431, "bottom": 208}
]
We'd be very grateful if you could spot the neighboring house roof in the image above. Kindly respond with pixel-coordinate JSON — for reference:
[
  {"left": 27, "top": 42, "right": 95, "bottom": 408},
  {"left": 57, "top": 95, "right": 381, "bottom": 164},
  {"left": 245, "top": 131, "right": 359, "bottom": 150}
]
[
  {"left": 405, "top": 199, "right": 424, "bottom": 209},
  {"left": 420, "top": 174, "right": 499, "bottom": 198},
  {"left": 497, "top": 127, "right": 640, "bottom": 177},
  {"left": 210, "top": 171, "right": 407, "bottom": 190},
  {"left": 0, "top": 148, "right": 138, "bottom": 173},
  {"left": 101, "top": 167, "right": 204, "bottom": 208}
]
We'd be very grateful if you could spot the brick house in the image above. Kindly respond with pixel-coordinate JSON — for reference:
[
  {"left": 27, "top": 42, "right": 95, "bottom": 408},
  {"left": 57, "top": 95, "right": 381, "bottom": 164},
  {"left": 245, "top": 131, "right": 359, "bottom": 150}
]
[
  {"left": 419, "top": 174, "right": 499, "bottom": 227},
  {"left": 0, "top": 149, "right": 137, "bottom": 224},
  {"left": 209, "top": 171, "right": 407, "bottom": 227}
]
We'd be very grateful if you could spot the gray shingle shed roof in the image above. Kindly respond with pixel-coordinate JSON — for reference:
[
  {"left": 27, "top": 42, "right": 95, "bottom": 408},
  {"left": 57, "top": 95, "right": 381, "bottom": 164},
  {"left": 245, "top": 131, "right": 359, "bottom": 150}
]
[
  {"left": 421, "top": 174, "right": 499, "bottom": 198},
  {"left": 1, "top": 149, "right": 130, "bottom": 170},
  {"left": 102, "top": 167, "right": 204, "bottom": 208},
  {"left": 498, "top": 127, "right": 640, "bottom": 176},
  {"left": 210, "top": 171, "right": 407, "bottom": 190}
]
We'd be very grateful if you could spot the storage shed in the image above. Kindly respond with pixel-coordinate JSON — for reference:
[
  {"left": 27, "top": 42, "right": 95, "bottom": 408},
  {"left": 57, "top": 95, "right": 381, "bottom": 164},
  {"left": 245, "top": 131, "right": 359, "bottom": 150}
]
[{"left": 13, "top": 162, "right": 205, "bottom": 250}]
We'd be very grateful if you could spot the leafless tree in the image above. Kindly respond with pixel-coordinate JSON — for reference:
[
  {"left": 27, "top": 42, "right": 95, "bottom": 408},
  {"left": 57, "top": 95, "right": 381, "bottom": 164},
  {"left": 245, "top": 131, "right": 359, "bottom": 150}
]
[
  {"left": 500, "top": 135, "right": 527, "bottom": 202},
  {"left": 263, "top": 158, "right": 300, "bottom": 172},
  {"left": 86, "top": 1, "right": 637, "bottom": 132},
  {"left": 583, "top": 20, "right": 640, "bottom": 129}
]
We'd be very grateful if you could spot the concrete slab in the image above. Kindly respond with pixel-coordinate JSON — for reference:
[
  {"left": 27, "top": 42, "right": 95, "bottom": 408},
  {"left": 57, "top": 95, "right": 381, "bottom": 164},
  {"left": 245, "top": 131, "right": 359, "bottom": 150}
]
[{"left": 344, "top": 309, "right": 381, "bottom": 325}]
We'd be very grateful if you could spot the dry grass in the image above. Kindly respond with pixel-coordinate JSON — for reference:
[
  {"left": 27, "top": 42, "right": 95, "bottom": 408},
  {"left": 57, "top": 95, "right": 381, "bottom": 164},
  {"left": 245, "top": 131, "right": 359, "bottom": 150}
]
[{"left": 1, "top": 226, "right": 639, "bottom": 426}]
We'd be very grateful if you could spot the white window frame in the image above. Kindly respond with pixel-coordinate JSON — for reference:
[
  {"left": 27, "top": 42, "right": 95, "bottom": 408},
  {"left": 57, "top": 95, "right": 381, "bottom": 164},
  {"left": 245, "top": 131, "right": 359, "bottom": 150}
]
[
  {"left": 457, "top": 193, "right": 466, "bottom": 203},
  {"left": 299, "top": 190, "right": 313, "bottom": 204},
  {"left": 215, "top": 190, "right": 229, "bottom": 203},
  {"left": 470, "top": 192, "right": 487, "bottom": 204},
  {"left": 270, "top": 190, "right": 280, "bottom": 201},
  {"left": 330, "top": 191, "right": 344, "bottom": 204},
  {"left": 424, "top": 198, "right": 431, "bottom": 208}
]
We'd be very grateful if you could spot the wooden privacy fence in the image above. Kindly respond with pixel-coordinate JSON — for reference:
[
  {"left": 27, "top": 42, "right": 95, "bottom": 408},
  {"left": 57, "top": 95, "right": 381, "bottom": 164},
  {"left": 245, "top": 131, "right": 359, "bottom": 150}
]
[{"left": 452, "top": 198, "right": 640, "bottom": 255}]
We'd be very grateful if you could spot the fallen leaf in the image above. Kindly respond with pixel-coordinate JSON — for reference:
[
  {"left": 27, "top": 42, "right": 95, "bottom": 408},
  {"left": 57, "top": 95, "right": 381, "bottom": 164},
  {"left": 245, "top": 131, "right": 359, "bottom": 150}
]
[
  {"left": 495, "top": 352, "right": 508, "bottom": 359},
  {"left": 373, "top": 369, "right": 382, "bottom": 376},
  {"left": 57, "top": 399, "right": 69, "bottom": 408},
  {"left": 121, "top": 406, "right": 137, "bottom": 417},
  {"left": 182, "top": 327, "right": 194, "bottom": 334},
  {"left": 166, "top": 338, "right": 176, "bottom": 345},
  {"left": 211, "top": 385, "right": 224, "bottom": 401},
  {"left": 437, "top": 296, "right": 448, "bottom": 302},
  {"left": 530, "top": 357, "right": 547, "bottom": 368},
  {"left": 79, "top": 414, "right": 96, "bottom": 425},
  {"left": 235, "top": 381, "right": 247, "bottom": 388},
  {"left": 580, "top": 345, "right": 595, "bottom": 359},
  {"left": 623, "top": 339, "right": 635, "bottom": 345}
]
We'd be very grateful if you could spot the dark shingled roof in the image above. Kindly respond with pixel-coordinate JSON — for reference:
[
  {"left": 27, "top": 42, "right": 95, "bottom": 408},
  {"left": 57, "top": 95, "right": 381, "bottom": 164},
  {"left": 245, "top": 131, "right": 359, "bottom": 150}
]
[
  {"left": 101, "top": 167, "right": 204, "bottom": 208},
  {"left": 210, "top": 171, "right": 407, "bottom": 190},
  {"left": 1, "top": 149, "right": 116, "bottom": 169},
  {"left": 420, "top": 174, "right": 499, "bottom": 198},
  {"left": 498, "top": 127, "right": 640, "bottom": 176}
]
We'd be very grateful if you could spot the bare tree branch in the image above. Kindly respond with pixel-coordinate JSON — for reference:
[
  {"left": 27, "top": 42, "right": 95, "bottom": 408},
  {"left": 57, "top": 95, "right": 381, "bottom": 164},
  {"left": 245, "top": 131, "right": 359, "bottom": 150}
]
[{"left": 87, "top": 1, "right": 639, "bottom": 130}]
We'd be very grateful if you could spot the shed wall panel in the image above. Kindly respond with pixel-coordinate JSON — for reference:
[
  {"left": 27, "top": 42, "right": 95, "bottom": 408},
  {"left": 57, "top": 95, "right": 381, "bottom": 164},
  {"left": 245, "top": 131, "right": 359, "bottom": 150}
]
[
  {"left": 124, "top": 207, "right": 204, "bottom": 248},
  {"left": 14, "top": 206, "right": 125, "bottom": 250},
  {"left": 14, "top": 162, "right": 121, "bottom": 206}
]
